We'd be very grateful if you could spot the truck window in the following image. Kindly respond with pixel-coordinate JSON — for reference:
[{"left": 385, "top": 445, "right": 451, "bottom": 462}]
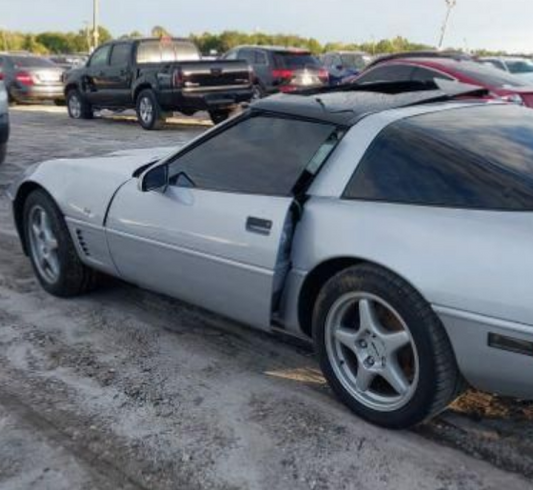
[
  {"left": 136, "top": 40, "right": 201, "bottom": 63},
  {"left": 110, "top": 43, "right": 131, "bottom": 66},
  {"left": 89, "top": 45, "right": 111, "bottom": 67}
]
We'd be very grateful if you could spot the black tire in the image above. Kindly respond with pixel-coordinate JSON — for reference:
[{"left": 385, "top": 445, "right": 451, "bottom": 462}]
[
  {"left": 135, "top": 89, "right": 164, "bottom": 130},
  {"left": 313, "top": 264, "right": 463, "bottom": 429},
  {"left": 23, "top": 189, "right": 99, "bottom": 297},
  {"left": 208, "top": 107, "right": 238, "bottom": 125},
  {"left": 54, "top": 99, "right": 66, "bottom": 106},
  {"left": 252, "top": 83, "right": 266, "bottom": 100},
  {"left": 0, "top": 143, "right": 6, "bottom": 165},
  {"left": 67, "top": 89, "right": 93, "bottom": 120},
  {"left": 180, "top": 109, "right": 196, "bottom": 117}
]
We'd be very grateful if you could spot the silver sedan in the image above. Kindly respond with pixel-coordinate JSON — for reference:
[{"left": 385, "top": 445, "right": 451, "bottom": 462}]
[{"left": 9, "top": 86, "right": 533, "bottom": 429}]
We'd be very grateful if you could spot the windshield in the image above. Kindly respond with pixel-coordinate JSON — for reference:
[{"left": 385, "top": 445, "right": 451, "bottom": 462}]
[
  {"left": 455, "top": 61, "right": 530, "bottom": 87},
  {"left": 340, "top": 54, "right": 367, "bottom": 70},
  {"left": 274, "top": 52, "right": 321, "bottom": 70},
  {"left": 506, "top": 60, "right": 533, "bottom": 75},
  {"left": 10, "top": 56, "right": 56, "bottom": 68},
  {"left": 136, "top": 40, "right": 200, "bottom": 63}
]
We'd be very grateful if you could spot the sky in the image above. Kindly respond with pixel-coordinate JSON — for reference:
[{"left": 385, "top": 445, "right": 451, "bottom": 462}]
[{"left": 0, "top": 0, "right": 531, "bottom": 53}]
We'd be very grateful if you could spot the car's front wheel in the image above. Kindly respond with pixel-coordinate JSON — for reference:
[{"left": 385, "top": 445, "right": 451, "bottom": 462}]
[
  {"left": 23, "top": 189, "right": 99, "bottom": 297},
  {"left": 67, "top": 89, "right": 93, "bottom": 120},
  {"left": 313, "top": 264, "right": 463, "bottom": 429},
  {"left": 136, "top": 89, "right": 164, "bottom": 130}
]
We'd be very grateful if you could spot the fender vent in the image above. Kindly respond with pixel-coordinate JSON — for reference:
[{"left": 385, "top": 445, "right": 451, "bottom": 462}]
[{"left": 75, "top": 229, "right": 91, "bottom": 257}]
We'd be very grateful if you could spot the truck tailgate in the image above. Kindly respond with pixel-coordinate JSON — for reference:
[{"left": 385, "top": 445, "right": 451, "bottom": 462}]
[{"left": 179, "top": 60, "right": 251, "bottom": 89}]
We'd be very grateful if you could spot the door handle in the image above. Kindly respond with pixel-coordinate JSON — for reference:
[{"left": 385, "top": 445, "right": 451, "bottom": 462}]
[{"left": 246, "top": 217, "right": 272, "bottom": 236}]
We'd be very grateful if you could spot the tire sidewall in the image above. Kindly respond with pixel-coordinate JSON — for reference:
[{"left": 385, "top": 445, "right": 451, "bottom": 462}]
[
  {"left": 313, "top": 265, "right": 440, "bottom": 429},
  {"left": 136, "top": 90, "right": 161, "bottom": 130},
  {"left": 67, "top": 90, "right": 85, "bottom": 119},
  {"left": 23, "top": 190, "right": 76, "bottom": 296}
]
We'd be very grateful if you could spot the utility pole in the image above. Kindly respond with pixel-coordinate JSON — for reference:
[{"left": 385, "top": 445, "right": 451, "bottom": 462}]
[
  {"left": 438, "top": 0, "right": 457, "bottom": 50},
  {"left": 92, "top": 0, "right": 100, "bottom": 52}
]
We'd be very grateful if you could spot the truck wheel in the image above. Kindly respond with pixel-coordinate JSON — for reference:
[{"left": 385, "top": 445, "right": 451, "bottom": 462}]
[
  {"left": 313, "top": 264, "right": 463, "bottom": 429},
  {"left": 209, "top": 108, "right": 237, "bottom": 125},
  {"left": 67, "top": 89, "right": 93, "bottom": 120},
  {"left": 252, "top": 83, "right": 266, "bottom": 100},
  {"left": 23, "top": 189, "right": 100, "bottom": 297},
  {"left": 0, "top": 143, "right": 6, "bottom": 165},
  {"left": 136, "top": 89, "right": 164, "bottom": 130}
]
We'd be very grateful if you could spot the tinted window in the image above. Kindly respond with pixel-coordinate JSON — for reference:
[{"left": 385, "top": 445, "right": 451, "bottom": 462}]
[
  {"left": 224, "top": 50, "right": 238, "bottom": 61},
  {"left": 506, "top": 60, "right": 533, "bottom": 75},
  {"left": 110, "top": 43, "right": 131, "bottom": 65},
  {"left": 341, "top": 54, "right": 367, "bottom": 70},
  {"left": 255, "top": 50, "right": 268, "bottom": 65},
  {"left": 451, "top": 60, "right": 529, "bottom": 87},
  {"left": 238, "top": 49, "right": 255, "bottom": 64},
  {"left": 357, "top": 64, "right": 416, "bottom": 83},
  {"left": 136, "top": 40, "right": 200, "bottom": 63},
  {"left": 344, "top": 105, "right": 533, "bottom": 210},
  {"left": 89, "top": 46, "right": 111, "bottom": 67},
  {"left": 274, "top": 53, "right": 320, "bottom": 69},
  {"left": 169, "top": 116, "right": 336, "bottom": 196},
  {"left": 412, "top": 67, "right": 454, "bottom": 82},
  {"left": 10, "top": 56, "right": 56, "bottom": 68}
]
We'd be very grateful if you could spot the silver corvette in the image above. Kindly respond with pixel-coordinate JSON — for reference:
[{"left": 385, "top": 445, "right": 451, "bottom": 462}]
[{"left": 9, "top": 82, "right": 533, "bottom": 429}]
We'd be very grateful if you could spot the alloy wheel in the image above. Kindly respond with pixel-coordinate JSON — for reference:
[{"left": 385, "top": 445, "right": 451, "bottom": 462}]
[
  {"left": 28, "top": 205, "right": 61, "bottom": 284},
  {"left": 325, "top": 292, "right": 419, "bottom": 412}
]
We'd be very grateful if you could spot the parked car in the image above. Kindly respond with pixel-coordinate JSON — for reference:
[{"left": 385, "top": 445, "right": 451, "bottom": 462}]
[
  {"left": 10, "top": 81, "right": 533, "bottom": 429},
  {"left": 223, "top": 46, "right": 329, "bottom": 98},
  {"left": 49, "top": 54, "right": 88, "bottom": 71},
  {"left": 353, "top": 52, "right": 533, "bottom": 106},
  {"left": 480, "top": 56, "right": 533, "bottom": 83},
  {"left": 0, "top": 80, "right": 9, "bottom": 164},
  {"left": 63, "top": 38, "right": 254, "bottom": 128},
  {"left": 0, "top": 54, "right": 65, "bottom": 105},
  {"left": 321, "top": 51, "right": 371, "bottom": 85}
]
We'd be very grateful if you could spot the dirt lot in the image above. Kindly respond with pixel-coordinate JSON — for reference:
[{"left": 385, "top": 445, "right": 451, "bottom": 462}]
[{"left": 0, "top": 106, "right": 532, "bottom": 490}]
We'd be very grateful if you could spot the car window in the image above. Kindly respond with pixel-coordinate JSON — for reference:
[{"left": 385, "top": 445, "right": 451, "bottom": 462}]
[
  {"left": 412, "top": 67, "right": 454, "bottom": 83},
  {"left": 450, "top": 60, "right": 529, "bottom": 87},
  {"left": 255, "top": 50, "right": 268, "bottom": 65},
  {"left": 344, "top": 105, "right": 533, "bottom": 210},
  {"left": 169, "top": 115, "right": 337, "bottom": 196},
  {"left": 273, "top": 52, "right": 320, "bottom": 69},
  {"left": 89, "top": 46, "right": 111, "bottom": 67},
  {"left": 224, "top": 50, "right": 238, "bottom": 60},
  {"left": 110, "top": 43, "right": 131, "bottom": 66},
  {"left": 482, "top": 60, "right": 506, "bottom": 71},
  {"left": 357, "top": 64, "right": 416, "bottom": 84},
  {"left": 238, "top": 49, "right": 255, "bottom": 65},
  {"left": 10, "top": 56, "right": 57, "bottom": 68},
  {"left": 506, "top": 60, "right": 533, "bottom": 74},
  {"left": 136, "top": 40, "right": 200, "bottom": 63}
]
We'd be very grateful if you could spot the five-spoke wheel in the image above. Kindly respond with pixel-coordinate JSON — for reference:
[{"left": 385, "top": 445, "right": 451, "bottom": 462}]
[{"left": 28, "top": 205, "right": 60, "bottom": 284}]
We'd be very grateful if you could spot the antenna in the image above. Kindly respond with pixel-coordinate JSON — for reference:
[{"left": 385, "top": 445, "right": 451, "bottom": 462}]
[{"left": 438, "top": 0, "right": 457, "bottom": 50}]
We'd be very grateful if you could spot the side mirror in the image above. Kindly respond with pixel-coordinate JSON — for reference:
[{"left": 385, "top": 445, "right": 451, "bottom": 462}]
[{"left": 140, "top": 164, "right": 169, "bottom": 192}]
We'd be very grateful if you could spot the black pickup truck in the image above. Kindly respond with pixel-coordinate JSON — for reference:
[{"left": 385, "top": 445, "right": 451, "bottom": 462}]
[{"left": 63, "top": 38, "right": 254, "bottom": 128}]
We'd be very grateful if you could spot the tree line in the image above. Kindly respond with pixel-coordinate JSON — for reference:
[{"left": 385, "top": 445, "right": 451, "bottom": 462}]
[{"left": 0, "top": 25, "right": 507, "bottom": 57}]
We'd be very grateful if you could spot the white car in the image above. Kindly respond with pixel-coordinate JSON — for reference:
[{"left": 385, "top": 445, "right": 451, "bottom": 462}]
[{"left": 480, "top": 57, "right": 533, "bottom": 83}]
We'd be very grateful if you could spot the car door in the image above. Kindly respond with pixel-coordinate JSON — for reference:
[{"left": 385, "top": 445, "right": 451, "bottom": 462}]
[
  {"left": 82, "top": 44, "right": 112, "bottom": 105},
  {"left": 103, "top": 42, "right": 133, "bottom": 107},
  {"left": 105, "top": 114, "right": 338, "bottom": 330}
]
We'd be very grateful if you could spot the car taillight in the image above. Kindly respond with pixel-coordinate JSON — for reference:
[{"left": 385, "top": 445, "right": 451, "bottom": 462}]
[
  {"left": 16, "top": 71, "right": 34, "bottom": 86},
  {"left": 318, "top": 68, "right": 329, "bottom": 83},
  {"left": 172, "top": 68, "right": 183, "bottom": 88},
  {"left": 0, "top": 73, "right": 4, "bottom": 81},
  {"left": 272, "top": 69, "right": 294, "bottom": 80}
]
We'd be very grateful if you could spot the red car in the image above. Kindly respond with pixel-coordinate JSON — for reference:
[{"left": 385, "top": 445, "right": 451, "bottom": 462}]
[{"left": 353, "top": 53, "right": 533, "bottom": 107}]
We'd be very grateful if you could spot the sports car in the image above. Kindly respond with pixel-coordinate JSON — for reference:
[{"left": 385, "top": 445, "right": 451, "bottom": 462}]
[{"left": 9, "top": 81, "right": 533, "bottom": 429}]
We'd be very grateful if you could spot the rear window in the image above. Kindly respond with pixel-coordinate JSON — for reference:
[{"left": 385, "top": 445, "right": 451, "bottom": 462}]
[
  {"left": 274, "top": 52, "right": 320, "bottom": 70},
  {"left": 10, "top": 56, "right": 56, "bottom": 68},
  {"left": 452, "top": 61, "right": 529, "bottom": 87},
  {"left": 506, "top": 60, "right": 533, "bottom": 75},
  {"left": 344, "top": 105, "right": 533, "bottom": 210},
  {"left": 136, "top": 40, "right": 200, "bottom": 63}
]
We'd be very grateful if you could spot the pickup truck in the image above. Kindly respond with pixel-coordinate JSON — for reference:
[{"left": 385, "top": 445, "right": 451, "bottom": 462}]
[{"left": 63, "top": 38, "right": 254, "bottom": 128}]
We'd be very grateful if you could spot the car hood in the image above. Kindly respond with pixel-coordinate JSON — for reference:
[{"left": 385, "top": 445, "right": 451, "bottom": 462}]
[{"left": 9, "top": 146, "right": 179, "bottom": 227}]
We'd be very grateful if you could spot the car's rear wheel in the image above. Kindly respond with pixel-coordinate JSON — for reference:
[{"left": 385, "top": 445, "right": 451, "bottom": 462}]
[
  {"left": 313, "top": 264, "right": 463, "bottom": 429},
  {"left": 0, "top": 143, "right": 6, "bottom": 165},
  {"left": 136, "top": 89, "right": 164, "bottom": 130},
  {"left": 67, "top": 89, "right": 93, "bottom": 120},
  {"left": 208, "top": 107, "right": 238, "bottom": 125},
  {"left": 23, "top": 189, "right": 99, "bottom": 297}
]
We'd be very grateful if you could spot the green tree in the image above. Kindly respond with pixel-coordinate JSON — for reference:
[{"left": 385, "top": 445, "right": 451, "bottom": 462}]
[{"left": 151, "top": 26, "right": 172, "bottom": 38}]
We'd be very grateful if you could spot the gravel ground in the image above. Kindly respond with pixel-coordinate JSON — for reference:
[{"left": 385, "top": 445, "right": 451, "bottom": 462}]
[{"left": 0, "top": 106, "right": 532, "bottom": 490}]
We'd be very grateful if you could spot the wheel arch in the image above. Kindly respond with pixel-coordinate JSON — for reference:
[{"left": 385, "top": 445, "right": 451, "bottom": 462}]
[
  {"left": 13, "top": 182, "right": 53, "bottom": 255},
  {"left": 133, "top": 82, "right": 155, "bottom": 102},
  {"left": 64, "top": 82, "right": 79, "bottom": 96},
  {"left": 297, "top": 256, "right": 431, "bottom": 339}
]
